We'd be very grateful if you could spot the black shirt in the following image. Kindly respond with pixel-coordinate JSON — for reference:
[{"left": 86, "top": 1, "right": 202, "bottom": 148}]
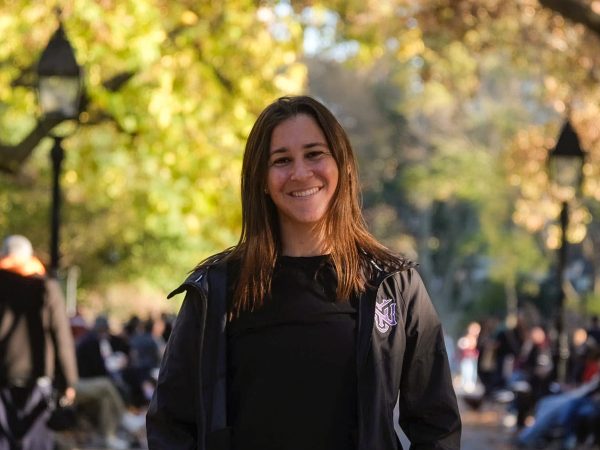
[{"left": 227, "top": 255, "right": 358, "bottom": 450}]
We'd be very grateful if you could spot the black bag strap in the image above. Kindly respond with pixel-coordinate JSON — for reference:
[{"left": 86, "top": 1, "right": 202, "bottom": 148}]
[
  {"left": 0, "top": 409, "right": 21, "bottom": 449},
  {"left": 0, "top": 386, "right": 49, "bottom": 444},
  {"left": 0, "top": 270, "right": 47, "bottom": 386},
  {"left": 0, "top": 304, "right": 23, "bottom": 386},
  {"left": 23, "top": 299, "right": 46, "bottom": 383}
]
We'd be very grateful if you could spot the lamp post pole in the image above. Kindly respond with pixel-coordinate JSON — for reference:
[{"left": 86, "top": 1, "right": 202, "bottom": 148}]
[
  {"left": 49, "top": 136, "right": 64, "bottom": 279},
  {"left": 548, "top": 120, "right": 585, "bottom": 385},
  {"left": 556, "top": 200, "right": 569, "bottom": 383},
  {"left": 36, "top": 18, "right": 83, "bottom": 279}
]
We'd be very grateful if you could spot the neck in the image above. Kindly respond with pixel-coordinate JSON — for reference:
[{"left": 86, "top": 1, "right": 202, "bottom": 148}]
[{"left": 280, "top": 223, "right": 329, "bottom": 257}]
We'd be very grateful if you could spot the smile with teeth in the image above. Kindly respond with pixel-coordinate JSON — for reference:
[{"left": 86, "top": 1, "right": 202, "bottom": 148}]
[{"left": 289, "top": 187, "right": 321, "bottom": 197}]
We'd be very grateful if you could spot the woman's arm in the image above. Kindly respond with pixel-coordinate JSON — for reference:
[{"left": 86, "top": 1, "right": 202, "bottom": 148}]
[{"left": 398, "top": 269, "right": 462, "bottom": 450}]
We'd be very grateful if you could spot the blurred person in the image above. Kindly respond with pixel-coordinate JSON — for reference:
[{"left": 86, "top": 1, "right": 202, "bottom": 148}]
[
  {"left": 123, "top": 315, "right": 141, "bottom": 342},
  {"left": 587, "top": 315, "right": 600, "bottom": 346},
  {"left": 150, "top": 316, "right": 167, "bottom": 359},
  {"left": 581, "top": 346, "right": 600, "bottom": 383},
  {"left": 127, "top": 319, "right": 160, "bottom": 407},
  {"left": 74, "top": 315, "right": 145, "bottom": 448},
  {"left": 0, "top": 235, "right": 77, "bottom": 450},
  {"left": 69, "top": 306, "right": 90, "bottom": 344},
  {"left": 159, "top": 312, "right": 173, "bottom": 342},
  {"left": 76, "top": 314, "right": 131, "bottom": 402},
  {"left": 147, "top": 96, "right": 461, "bottom": 450},
  {"left": 129, "top": 319, "right": 160, "bottom": 372},
  {"left": 457, "top": 321, "right": 481, "bottom": 393},
  {"left": 493, "top": 313, "right": 528, "bottom": 390},
  {"left": 512, "top": 325, "right": 554, "bottom": 429},
  {"left": 568, "top": 327, "right": 590, "bottom": 385},
  {"left": 476, "top": 316, "right": 500, "bottom": 396},
  {"left": 74, "top": 376, "right": 143, "bottom": 449},
  {"left": 516, "top": 374, "right": 600, "bottom": 449}
]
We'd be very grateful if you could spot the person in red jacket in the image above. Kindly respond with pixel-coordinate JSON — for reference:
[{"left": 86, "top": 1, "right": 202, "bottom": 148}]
[{"left": 0, "top": 235, "right": 78, "bottom": 450}]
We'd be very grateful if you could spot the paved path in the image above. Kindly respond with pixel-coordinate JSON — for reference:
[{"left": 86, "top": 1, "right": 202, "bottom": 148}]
[
  {"left": 460, "top": 399, "right": 514, "bottom": 450},
  {"left": 55, "top": 397, "right": 529, "bottom": 450},
  {"left": 394, "top": 396, "right": 514, "bottom": 449}
]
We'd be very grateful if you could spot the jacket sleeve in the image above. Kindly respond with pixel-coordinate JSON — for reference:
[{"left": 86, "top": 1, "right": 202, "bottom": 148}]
[
  {"left": 146, "top": 288, "right": 203, "bottom": 450},
  {"left": 397, "top": 269, "right": 461, "bottom": 450},
  {"left": 46, "top": 278, "right": 79, "bottom": 390}
]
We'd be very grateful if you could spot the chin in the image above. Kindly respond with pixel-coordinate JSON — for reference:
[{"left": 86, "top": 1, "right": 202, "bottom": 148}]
[{"left": 282, "top": 213, "right": 326, "bottom": 229}]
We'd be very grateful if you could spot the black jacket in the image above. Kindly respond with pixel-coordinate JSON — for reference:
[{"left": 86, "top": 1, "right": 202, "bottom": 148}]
[{"left": 147, "top": 259, "right": 461, "bottom": 450}]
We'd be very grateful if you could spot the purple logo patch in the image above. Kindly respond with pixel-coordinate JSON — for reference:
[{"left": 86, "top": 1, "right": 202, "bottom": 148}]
[{"left": 375, "top": 298, "right": 397, "bottom": 333}]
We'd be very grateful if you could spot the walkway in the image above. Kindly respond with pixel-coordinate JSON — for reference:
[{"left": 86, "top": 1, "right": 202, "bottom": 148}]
[{"left": 460, "top": 398, "right": 513, "bottom": 450}]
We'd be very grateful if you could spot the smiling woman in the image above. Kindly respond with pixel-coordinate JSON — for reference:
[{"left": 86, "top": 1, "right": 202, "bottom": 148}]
[
  {"left": 266, "top": 114, "right": 339, "bottom": 255},
  {"left": 146, "top": 96, "right": 461, "bottom": 450}
]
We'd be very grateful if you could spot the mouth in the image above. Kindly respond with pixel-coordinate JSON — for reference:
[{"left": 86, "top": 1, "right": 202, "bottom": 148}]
[{"left": 289, "top": 187, "right": 321, "bottom": 198}]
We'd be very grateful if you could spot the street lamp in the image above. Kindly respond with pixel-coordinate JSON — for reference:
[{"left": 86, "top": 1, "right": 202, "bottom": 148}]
[
  {"left": 36, "top": 23, "right": 83, "bottom": 278},
  {"left": 548, "top": 120, "right": 585, "bottom": 384}
]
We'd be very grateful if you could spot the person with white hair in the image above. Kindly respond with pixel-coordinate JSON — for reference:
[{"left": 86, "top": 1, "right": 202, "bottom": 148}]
[
  {"left": 0, "top": 235, "right": 78, "bottom": 450},
  {"left": 0, "top": 234, "right": 45, "bottom": 276}
]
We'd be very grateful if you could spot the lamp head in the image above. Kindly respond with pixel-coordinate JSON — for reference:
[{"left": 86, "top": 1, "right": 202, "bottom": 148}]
[
  {"left": 36, "top": 24, "right": 83, "bottom": 120},
  {"left": 548, "top": 121, "right": 585, "bottom": 201}
]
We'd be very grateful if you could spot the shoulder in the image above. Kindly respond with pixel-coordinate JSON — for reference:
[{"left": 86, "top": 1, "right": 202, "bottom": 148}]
[
  {"left": 167, "top": 249, "right": 231, "bottom": 299},
  {"left": 395, "top": 266, "right": 427, "bottom": 292},
  {"left": 382, "top": 264, "right": 421, "bottom": 288},
  {"left": 363, "top": 251, "right": 417, "bottom": 284},
  {"left": 379, "top": 265, "right": 429, "bottom": 312}
]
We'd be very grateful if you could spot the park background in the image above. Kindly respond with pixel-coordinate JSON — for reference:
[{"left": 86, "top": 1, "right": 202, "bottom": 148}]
[{"left": 1, "top": 0, "right": 600, "bottom": 339}]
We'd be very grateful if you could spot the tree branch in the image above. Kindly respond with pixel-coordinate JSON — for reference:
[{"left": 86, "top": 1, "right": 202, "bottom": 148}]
[
  {"left": 103, "top": 71, "right": 135, "bottom": 92},
  {"left": 1, "top": 68, "right": 136, "bottom": 174},
  {"left": 539, "top": 0, "right": 600, "bottom": 38},
  {"left": 0, "top": 113, "right": 63, "bottom": 174}
]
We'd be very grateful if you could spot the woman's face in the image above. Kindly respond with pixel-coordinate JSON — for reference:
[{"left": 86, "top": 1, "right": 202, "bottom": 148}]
[{"left": 266, "top": 114, "right": 339, "bottom": 236}]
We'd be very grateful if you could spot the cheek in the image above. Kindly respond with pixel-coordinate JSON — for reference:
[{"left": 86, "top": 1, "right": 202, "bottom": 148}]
[{"left": 266, "top": 168, "right": 283, "bottom": 192}]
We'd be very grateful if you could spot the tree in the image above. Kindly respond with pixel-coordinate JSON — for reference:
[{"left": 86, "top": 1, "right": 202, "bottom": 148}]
[
  {"left": 301, "top": 0, "right": 600, "bottom": 328},
  {"left": 0, "top": 1, "right": 306, "bottom": 294},
  {"left": 539, "top": 0, "right": 600, "bottom": 38},
  {"left": 3, "top": 0, "right": 600, "bottom": 320}
]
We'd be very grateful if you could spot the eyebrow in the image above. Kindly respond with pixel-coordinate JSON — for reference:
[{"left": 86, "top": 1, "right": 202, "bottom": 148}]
[{"left": 270, "top": 142, "right": 328, "bottom": 155}]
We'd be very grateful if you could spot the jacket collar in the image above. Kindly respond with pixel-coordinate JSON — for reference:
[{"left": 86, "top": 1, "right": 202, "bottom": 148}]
[{"left": 167, "top": 251, "right": 231, "bottom": 299}]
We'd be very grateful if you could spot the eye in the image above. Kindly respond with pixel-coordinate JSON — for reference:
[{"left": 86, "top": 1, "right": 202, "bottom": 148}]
[
  {"left": 271, "top": 156, "right": 291, "bottom": 166},
  {"left": 306, "top": 150, "right": 328, "bottom": 160}
]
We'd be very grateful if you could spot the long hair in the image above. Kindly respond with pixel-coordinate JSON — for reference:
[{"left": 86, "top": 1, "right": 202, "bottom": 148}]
[{"left": 217, "top": 96, "right": 405, "bottom": 317}]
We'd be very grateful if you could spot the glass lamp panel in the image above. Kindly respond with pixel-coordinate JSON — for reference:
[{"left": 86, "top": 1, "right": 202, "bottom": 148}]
[
  {"left": 550, "top": 155, "right": 583, "bottom": 189},
  {"left": 38, "top": 76, "right": 80, "bottom": 118}
]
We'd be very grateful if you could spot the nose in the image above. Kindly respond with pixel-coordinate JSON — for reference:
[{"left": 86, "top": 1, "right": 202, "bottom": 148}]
[{"left": 290, "top": 159, "right": 313, "bottom": 180}]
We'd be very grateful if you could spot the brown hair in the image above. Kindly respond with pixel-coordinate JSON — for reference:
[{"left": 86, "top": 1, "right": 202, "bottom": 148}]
[{"left": 209, "top": 96, "right": 405, "bottom": 317}]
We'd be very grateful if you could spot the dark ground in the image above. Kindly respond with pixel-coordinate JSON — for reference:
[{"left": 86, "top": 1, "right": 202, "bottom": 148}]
[{"left": 460, "top": 398, "right": 514, "bottom": 450}]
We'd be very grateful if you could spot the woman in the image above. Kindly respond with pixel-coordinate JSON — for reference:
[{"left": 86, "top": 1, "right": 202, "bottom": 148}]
[{"left": 146, "top": 96, "right": 461, "bottom": 450}]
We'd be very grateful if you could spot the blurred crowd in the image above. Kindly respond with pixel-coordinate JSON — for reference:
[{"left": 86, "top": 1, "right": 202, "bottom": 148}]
[
  {"left": 63, "top": 308, "right": 174, "bottom": 449},
  {"left": 452, "top": 312, "right": 600, "bottom": 449}
]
